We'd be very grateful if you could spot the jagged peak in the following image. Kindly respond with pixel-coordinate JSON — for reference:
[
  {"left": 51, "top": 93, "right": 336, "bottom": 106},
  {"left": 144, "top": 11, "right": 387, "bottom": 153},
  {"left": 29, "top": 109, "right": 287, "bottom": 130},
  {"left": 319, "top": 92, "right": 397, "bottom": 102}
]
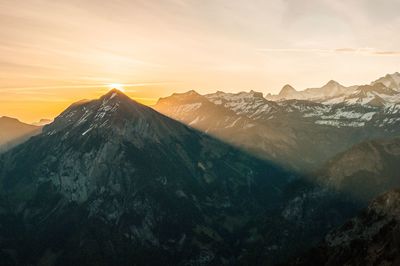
[
  {"left": 169, "top": 90, "right": 201, "bottom": 98},
  {"left": 249, "top": 90, "right": 264, "bottom": 97},
  {"left": 356, "top": 83, "right": 396, "bottom": 95},
  {"left": 155, "top": 90, "right": 205, "bottom": 106},
  {"left": 226, "top": 90, "right": 263, "bottom": 99},
  {"left": 278, "top": 84, "right": 296, "bottom": 97},
  {"left": 206, "top": 90, "right": 264, "bottom": 98},
  {"left": 371, "top": 72, "right": 400, "bottom": 85},
  {"left": 383, "top": 72, "right": 400, "bottom": 78},
  {"left": 324, "top": 80, "right": 342, "bottom": 87}
]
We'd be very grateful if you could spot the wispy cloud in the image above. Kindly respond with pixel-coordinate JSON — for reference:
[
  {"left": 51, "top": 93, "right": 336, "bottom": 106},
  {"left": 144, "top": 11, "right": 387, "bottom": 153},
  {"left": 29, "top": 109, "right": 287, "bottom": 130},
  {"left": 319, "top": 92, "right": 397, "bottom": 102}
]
[{"left": 257, "top": 47, "right": 400, "bottom": 56}]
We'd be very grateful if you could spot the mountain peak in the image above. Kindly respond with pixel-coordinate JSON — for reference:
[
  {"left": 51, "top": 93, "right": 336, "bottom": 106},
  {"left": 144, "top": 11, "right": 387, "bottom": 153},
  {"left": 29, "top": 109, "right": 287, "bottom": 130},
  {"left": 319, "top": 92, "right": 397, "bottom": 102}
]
[
  {"left": 248, "top": 90, "right": 264, "bottom": 98},
  {"left": 371, "top": 72, "right": 400, "bottom": 91},
  {"left": 168, "top": 90, "right": 201, "bottom": 98},
  {"left": 278, "top": 84, "right": 296, "bottom": 97},
  {"left": 325, "top": 80, "right": 341, "bottom": 87},
  {"left": 102, "top": 88, "right": 131, "bottom": 101},
  {"left": 0, "top": 116, "right": 20, "bottom": 123}
]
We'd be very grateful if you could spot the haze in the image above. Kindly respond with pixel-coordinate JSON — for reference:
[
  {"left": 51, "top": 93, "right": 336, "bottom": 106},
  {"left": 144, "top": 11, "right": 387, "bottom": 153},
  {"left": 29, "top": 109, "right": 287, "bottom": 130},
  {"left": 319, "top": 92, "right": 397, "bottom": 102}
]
[{"left": 1, "top": 0, "right": 399, "bottom": 122}]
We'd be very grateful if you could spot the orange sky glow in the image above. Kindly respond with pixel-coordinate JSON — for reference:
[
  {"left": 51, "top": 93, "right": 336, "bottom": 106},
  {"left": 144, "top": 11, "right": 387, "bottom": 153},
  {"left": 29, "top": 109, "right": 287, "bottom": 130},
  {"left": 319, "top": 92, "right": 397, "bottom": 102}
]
[{"left": 0, "top": 0, "right": 399, "bottom": 122}]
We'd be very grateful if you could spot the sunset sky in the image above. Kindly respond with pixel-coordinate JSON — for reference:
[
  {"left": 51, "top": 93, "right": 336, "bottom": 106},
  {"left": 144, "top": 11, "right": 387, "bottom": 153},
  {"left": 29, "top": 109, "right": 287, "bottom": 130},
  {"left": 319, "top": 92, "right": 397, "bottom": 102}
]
[{"left": 1, "top": 0, "right": 400, "bottom": 122}]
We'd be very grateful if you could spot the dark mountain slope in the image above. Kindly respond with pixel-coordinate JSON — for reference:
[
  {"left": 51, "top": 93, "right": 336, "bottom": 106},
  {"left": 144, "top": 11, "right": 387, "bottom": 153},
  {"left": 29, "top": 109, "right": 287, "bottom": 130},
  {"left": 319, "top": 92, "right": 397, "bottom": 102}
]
[
  {"left": 288, "top": 189, "right": 400, "bottom": 266},
  {"left": 278, "top": 136, "right": 400, "bottom": 265},
  {"left": 237, "top": 136, "right": 400, "bottom": 265},
  {"left": 0, "top": 89, "right": 295, "bottom": 265},
  {"left": 315, "top": 137, "right": 400, "bottom": 201}
]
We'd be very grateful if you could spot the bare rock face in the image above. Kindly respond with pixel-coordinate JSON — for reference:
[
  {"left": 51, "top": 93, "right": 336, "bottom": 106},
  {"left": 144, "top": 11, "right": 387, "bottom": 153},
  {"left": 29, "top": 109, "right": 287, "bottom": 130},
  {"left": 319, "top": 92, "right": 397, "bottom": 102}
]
[{"left": 288, "top": 189, "right": 400, "bottom": 266}]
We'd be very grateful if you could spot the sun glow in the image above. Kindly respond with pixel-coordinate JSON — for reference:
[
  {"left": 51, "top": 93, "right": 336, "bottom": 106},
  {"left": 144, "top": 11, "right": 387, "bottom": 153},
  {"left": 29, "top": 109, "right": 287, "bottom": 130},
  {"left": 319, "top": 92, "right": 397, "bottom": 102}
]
[{"left": 108, "top": 83, "right": 125, "bottom": 92}]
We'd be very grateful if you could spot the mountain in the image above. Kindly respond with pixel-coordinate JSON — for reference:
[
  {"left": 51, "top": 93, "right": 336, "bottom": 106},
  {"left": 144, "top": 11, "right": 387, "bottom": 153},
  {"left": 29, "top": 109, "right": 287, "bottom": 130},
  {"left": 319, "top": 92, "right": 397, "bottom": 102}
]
[
  {"left": 315, "top": 136, "right": 400, "bottom": 202},
  {"left": 273, "top": 136, "right": 400, "bottom": 265},
  {"left": 0, "top": 116, "right": 41, "bottom": 152},
  {"left": 155, "top": 90, "right": 296, "bottom": 170},
  {"left": 288, "top": 189, "right": 400, "bottom": 266},
  {"left": 155, "top": 90, "right": 251, "bottom": 133},
  {"left": 155, "top": 86, "right": 400, "bottom": 171},
  {"left": 278, "top": 84, "right": 297, "bottom": 98},
  {"left": 0, "top": 89, "right": 295, "bottom": 265},
  {"left": 371, "top": 72, "right": 400, "bottom": 91},
  {"left": 307, "top": 80, "right": 349, "bottom": 100},
  {"left": 340, "top": 83, "right": 400, "bottom": 106},
  {"left": 266, "top": 80, "right": 354, "bottom": 102},
  {"left": 237, "top": 136, "right": 400, "bottom": 265},
  {"left": 32, "top": 118, "right": 53, "bottom": 126},
  {"left": 266, "top": 72, "right": 400, "bottom": 104}
]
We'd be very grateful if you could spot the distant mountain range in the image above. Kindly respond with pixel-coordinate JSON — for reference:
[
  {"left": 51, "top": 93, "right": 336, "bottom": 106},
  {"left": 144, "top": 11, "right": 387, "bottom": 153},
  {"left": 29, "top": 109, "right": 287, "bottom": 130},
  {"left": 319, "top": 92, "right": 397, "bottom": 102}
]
[
  {"left": 265, "top": 72, "right": 400, "bottom": 105},
  {"left": 0, "top": 116, "right": 41, "bottom": 152},
  {"left": 155, "top": 72, "right": 400, "bottom": 172}
]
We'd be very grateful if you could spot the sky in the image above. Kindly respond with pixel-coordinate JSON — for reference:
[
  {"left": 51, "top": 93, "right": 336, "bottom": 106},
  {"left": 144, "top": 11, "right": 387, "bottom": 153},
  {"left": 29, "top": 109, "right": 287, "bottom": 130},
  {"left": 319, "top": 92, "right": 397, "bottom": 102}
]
[{"left": 0, "top": 0, "right": 400, "bottom": 122}]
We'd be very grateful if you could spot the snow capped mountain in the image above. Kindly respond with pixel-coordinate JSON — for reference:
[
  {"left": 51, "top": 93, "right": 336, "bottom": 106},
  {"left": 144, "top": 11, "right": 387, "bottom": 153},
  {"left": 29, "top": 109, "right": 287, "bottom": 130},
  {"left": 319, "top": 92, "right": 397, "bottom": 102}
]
[
  {"left": 342, "top": 82, "right": 400, "bottom": 106},
  {"left": 156, "top": 90, "right": 252, "bottom": 132},
  {"left": 266, "top": 72, "right": 400, "bottom": 105},
  {"left": 205, "top": 90, "right": 279, "bottom": 119},
  {"left": 266, "top": 80, "right": 355, "bottom": 101}
]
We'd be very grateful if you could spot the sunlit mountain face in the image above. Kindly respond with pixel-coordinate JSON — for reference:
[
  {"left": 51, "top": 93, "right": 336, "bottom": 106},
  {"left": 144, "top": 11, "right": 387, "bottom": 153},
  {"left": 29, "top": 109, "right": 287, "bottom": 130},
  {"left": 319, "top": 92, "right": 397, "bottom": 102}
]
[{"left": 1, "top": 0, "right": 400, "bottom": 265}]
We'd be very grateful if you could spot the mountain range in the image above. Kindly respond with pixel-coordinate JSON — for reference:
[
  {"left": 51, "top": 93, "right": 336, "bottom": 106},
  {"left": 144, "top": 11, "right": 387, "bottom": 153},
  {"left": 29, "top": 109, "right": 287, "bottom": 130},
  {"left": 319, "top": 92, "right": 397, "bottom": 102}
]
[
  {"left": 155, "top": 72, "right": 400, "bottom": 172},
  {"left": 0, "top": 72, "right": 400, "bottom": 265},
  {"left": 0, "top": 89, "right": 296, "bottom": 265},
  {"left": 0, "top": 116, "right": 41, "bottom": 152},
  {"left": 265, "top": 72, "right": 400, "bottom": 105}
]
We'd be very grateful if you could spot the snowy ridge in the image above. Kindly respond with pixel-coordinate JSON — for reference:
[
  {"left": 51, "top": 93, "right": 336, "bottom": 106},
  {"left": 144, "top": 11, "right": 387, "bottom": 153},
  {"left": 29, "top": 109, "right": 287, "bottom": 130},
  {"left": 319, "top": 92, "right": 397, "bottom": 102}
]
[{"left": 266, "top": 72, "right": 400, "bottom": 105}]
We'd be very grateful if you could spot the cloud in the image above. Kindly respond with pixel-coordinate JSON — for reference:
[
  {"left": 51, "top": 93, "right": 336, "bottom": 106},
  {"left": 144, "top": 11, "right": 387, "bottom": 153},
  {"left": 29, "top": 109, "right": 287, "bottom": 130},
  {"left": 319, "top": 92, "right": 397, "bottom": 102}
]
[
  {"left": 335, "top": 48, "right": 400, "bottom": 56},
  {"left": 257, "top": 47, "right": 400, "bottom": 56}
]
